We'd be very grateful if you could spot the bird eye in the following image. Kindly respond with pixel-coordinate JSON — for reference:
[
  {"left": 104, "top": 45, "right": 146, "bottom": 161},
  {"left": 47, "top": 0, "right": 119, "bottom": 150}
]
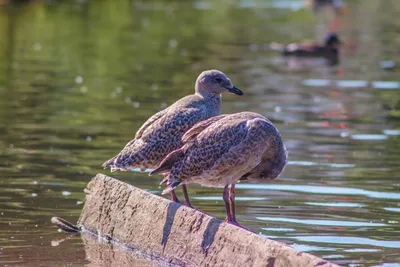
[{"left": 214, "top": 77, "right": 222, "bottom": 82}]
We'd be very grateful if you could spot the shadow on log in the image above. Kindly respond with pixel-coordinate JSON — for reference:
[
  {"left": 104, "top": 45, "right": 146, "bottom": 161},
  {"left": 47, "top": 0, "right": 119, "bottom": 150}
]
[{"left": 78, "top": 174, "right": 341, "bottom": 267}]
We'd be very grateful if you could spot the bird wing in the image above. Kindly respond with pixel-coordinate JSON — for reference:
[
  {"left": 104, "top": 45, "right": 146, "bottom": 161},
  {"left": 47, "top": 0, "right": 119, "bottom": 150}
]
[
  {"left": 106, "top": 98, "right": 210, "bottom": 170},
  {"left": 151, "top": 114, "right": 228, "bottom": 176},
  {"left": 182, "top": 114, "right": 227, "bottom": 143},
  {"left": 162, "top": 115, "right": 279, "bottom": 193},
  {"left": 135, "top": 107, "right": 169, "bottom": 139},
  {"left": 169, "top": 117, "right": 251, "bottom": 181},
  {"left": 135, "top": 94, "right": 209, "bottom": 143}
]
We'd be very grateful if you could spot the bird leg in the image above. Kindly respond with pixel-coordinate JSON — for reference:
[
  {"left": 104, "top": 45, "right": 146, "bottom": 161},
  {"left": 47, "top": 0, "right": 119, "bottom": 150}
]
[
  {"left": 163, "top": 173, "right": 180, "bottom": 203},
  {"left": 223, "top": 184, "right": 249, "bottom": 229},
  {"left": 229, "top": 184, "right": 255, "bottom": 232},
  {"left": 221, "top": 183, "right": 255, "bottom": 231},
  {"left": 182, "top": 184, "right": 209, "bottom": 214},
  {"left": 170, "top": 190, "right": 180, "bottom": 203},
  {"left": 228, "top": 184, "right": 238, "bottom": 225},
  {"left": 181, "top": 184, "right": 193, "bottom": 208},
  {"left": 223, "top": 185, "right": 233, "bottom": 222}
]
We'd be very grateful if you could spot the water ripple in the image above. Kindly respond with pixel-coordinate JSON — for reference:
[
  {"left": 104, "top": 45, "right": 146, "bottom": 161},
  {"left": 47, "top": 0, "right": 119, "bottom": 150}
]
[
  {"left": 288, "top": 236, "right": 400, "bottom": 248},
  {"left": 288, "top": 161, "right": 355, "bottom": 168},
  {"left": 236, "top": 184, "right": 400, "bottom": 200},
  {"left": 384, "top": 208, "right": 400, "bottom": 213},
  {"left": 371, "top": 263, "right": 400, "bottom": 267},
  {"left": 256, "top": 217, "right": 386, "bottom": 227},
  {"left": 351, "top": 134, "right": 388, "bottom": 141},
  {"left": 383, "top": 130, "right": 400, "bottom": 136},
  {"left": 343, "top": 248, "right": 380, "bottom": 253},
  {"left": 261, "top": 227, "right": 296, "bottom": 232},
  {"left": 290, "top": 244, "right": 336, "bottom": 252},
  {"left": 302, "top": 79, "right": 400, "bottom": 90},
  {"left": 193, "top": 196, "right": 267, "bottom": 201},
  {"left": 305, "top": 202, "right": 364, "bottom": 208}
]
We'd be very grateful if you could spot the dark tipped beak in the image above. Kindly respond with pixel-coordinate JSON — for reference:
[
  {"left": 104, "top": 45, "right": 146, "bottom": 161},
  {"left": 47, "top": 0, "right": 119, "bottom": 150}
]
[{"left": 227, "top": 86, "right": 243, "bottom": 96}]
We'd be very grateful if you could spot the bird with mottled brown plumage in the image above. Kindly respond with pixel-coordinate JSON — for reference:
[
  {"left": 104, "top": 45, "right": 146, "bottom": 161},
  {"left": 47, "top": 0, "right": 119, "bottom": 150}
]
[
  {"left": 151, "top": 112, "right": 287, "bottom": 226},
  {"left": 102, "top": 70, "right": 243, "bottom": 206}
]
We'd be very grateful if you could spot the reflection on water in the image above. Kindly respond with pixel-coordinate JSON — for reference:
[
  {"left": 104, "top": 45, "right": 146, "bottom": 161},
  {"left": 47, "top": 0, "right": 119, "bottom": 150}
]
[{"left": 0, "top": 1, "right": 399, "bottom": 266}]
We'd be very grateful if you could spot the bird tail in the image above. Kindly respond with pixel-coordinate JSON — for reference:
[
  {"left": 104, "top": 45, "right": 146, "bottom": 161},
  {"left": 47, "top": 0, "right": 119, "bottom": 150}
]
[
  {"left": 161, "top": 181, "right": 182, "bottom": 195},
  {"left": 102, "top": 139, "right": 145, "bottom": 171},
  {"left": 102, "top": 151, "right": 142, "bottom": 172},
  {"left": 149, "top": 148, "right": 184, "bottom": 176},
  {"left": 159, "top": 175, "right": 169, "bottom": 185},
  {"left": 102, "top": 156, "right": 117, "bottom": 169}
]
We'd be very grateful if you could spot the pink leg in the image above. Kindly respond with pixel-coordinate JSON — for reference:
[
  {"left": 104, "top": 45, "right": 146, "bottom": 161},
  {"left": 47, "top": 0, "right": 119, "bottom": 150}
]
[
  {"left": 227, "top": 184, "right": 253, "bottom": 232},
  {"left": 223, "top": 185, "right": 233, "bottom": 222},
  {"left": 163, "top": 173, "right": 180, "bottom": 203},
  {"left": 229, "top": 184, "right": 238, "bottom": 224},
  {"left": 182, "top": 185, "right": 193, "bottom": 208},
  {"left": 170, "top": 190, "right": 180, "bottom": 203}
]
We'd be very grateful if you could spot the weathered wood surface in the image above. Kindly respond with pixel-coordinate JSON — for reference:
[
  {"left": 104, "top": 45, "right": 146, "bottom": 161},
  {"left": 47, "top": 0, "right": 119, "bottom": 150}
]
[
  {"left": 81, "top": 232, "right": 168, "bottom": 267},
  {"left": 78, "top": 174, "right": 341, "bottom": 267}
]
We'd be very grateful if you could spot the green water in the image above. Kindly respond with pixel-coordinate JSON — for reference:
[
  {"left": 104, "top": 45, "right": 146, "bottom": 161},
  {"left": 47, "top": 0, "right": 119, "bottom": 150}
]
[{"left": 0, "top": 1, "right": 399, "bottom": 266}]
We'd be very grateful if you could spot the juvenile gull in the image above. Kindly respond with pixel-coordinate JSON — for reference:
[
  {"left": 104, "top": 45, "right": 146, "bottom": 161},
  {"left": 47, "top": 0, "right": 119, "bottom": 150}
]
[
  {"left": 151, "top": 112, "right": 287, "bottom": 226},
  {"left": 102, "top": 70, "right": 243, "bottom": 206}
]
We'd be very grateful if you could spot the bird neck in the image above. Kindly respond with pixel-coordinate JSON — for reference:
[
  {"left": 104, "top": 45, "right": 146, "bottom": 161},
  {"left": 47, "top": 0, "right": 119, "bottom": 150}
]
[{"left": 195, "top": 83, "right": 221, "bottom": 99}]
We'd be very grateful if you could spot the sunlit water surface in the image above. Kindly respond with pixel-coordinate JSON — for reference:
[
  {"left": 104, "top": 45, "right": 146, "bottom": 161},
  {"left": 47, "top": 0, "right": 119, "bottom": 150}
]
[{"left": 0, "top": 1, "right": 399, "bottom": 266}]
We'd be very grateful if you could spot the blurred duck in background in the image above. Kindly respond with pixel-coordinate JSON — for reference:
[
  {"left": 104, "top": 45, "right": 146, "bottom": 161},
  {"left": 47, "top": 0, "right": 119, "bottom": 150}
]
[
  {"left": 305, "top": 0, "right": 347, "bottom": 15},
  {"left": 269, "top": 32, "right": 341, "bottom": 65}
]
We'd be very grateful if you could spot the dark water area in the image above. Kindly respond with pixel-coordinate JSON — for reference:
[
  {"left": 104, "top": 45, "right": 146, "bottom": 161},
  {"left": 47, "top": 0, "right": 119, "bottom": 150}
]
[{"left": 0, "top": 0, "right": 399, "bottom": 266}]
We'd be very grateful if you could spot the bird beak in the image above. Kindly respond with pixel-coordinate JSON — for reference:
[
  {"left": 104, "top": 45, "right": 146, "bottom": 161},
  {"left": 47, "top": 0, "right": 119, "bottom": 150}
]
[{"left": 227, "top": 86, "right": 243, "bottom": 95}]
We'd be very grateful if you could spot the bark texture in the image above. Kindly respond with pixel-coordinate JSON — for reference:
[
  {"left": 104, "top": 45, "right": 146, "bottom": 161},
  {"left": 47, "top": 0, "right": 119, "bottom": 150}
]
[{"left": 78, "top": 174, "right": 341, "bottom": 267}]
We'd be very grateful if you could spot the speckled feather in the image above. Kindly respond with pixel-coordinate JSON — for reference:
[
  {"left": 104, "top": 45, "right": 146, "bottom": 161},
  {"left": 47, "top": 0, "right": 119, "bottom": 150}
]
[
  {"left": 152, "top": 112, "right": 287, "bottom": 193},
  {"left": 102, "top": 70, "right": 242, "bottom": 172}
]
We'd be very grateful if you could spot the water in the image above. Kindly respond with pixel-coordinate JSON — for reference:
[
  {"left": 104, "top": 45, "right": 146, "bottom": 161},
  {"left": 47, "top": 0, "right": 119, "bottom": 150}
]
[{"left": 0, "top": 1, "right": 399, "bottom": 266}]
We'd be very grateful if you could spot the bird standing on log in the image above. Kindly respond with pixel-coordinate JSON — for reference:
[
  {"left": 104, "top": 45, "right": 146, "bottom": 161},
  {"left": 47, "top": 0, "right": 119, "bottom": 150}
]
[
  {"left": 151, "top": 112, "right": 287, "bottom": 226},
  {"left": 102, "top": 70, "right": 243, "bottom": 207}
]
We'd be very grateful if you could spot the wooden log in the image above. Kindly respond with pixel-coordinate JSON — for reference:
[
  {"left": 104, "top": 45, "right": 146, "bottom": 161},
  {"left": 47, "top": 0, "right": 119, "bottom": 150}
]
[
  {"left": 81, "top": 232, "right": 169, "bottom": 267},
  {"left": 78, "top": 174, "right": 341, "bottom": 267}
]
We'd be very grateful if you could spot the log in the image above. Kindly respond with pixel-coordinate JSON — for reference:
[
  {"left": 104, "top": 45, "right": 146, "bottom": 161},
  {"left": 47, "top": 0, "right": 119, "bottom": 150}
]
[
  {"left": 81, "top": 232, "right": 168, "bottom": 267},
  {"left": 78, "top": 174, "right": 341, "bottom": 267}
]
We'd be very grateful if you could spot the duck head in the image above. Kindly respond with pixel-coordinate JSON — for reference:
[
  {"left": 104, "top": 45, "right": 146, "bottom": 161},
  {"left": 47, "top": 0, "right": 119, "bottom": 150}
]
[{"left": 325, "top": 32, "right": 341, "bottom": 48}]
